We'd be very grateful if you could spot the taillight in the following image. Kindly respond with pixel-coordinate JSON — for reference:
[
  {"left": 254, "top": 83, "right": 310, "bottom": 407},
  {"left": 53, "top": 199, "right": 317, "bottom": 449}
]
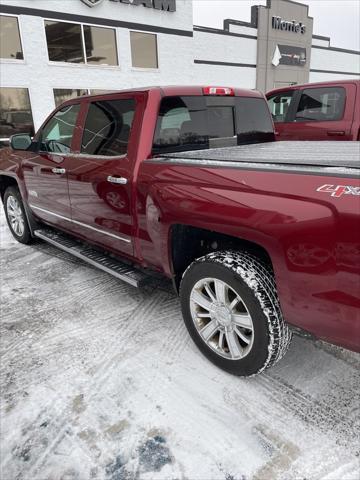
[{"left": 203, "top": 86, "right": 235, "bottom": 96}]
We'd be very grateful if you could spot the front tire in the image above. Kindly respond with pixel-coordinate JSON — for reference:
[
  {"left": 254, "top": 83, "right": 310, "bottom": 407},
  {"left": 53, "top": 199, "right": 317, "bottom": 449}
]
[
  {"left": 180, "top": 251, "right": 292, "bottom": 376},
  {"left": 3, "top": 186, "right": 32, "bottom": 244}
]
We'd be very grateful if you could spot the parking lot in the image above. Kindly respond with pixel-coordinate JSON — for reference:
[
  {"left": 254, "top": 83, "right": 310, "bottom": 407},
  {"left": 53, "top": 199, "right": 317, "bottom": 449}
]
[{"left": 1, "top": 209, "right": 359, "bottom": 480}]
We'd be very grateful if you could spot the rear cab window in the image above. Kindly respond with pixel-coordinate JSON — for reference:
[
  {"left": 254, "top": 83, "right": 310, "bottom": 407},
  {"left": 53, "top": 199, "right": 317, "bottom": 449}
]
[{"left": 152, "top": 95, "right": 274, "bottom": 155}]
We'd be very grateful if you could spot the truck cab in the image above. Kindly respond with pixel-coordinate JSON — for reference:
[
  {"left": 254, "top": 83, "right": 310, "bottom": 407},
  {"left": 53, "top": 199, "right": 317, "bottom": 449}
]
[{"left": 266, "top": 79, "right": 360, "bottom": 141}]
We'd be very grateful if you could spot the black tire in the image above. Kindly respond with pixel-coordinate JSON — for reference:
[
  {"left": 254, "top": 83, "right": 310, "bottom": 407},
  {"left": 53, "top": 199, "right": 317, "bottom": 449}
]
[
  {"left": 3, "top": 186, "right": 33, "bottom": 244},
  {"left": 180, "top": 250, "right": 292, "bottom": 377}
]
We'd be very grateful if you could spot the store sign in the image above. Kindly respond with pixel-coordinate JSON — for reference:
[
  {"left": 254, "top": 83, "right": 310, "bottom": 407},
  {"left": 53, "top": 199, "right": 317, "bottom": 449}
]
[
  {"left": 272, "top": 44, "right": 306, "bottom": 67},
  {"left": 272, "top": 16, "right": 306, "bottom": 34},
  {"left": 81, "top": 0, "right": 176, "bottom": 11}
]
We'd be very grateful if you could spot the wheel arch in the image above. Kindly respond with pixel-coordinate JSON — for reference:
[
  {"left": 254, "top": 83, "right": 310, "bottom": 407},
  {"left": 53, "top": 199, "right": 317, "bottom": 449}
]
[
  {"left": 169, "top": 224, "right": 276, "bottom": 292},
  {"left": 0, "top": 175, "right": 19, "bottom": 202},
  {"left": 0, "top": 174, "right": 39, "bottom": 235}
]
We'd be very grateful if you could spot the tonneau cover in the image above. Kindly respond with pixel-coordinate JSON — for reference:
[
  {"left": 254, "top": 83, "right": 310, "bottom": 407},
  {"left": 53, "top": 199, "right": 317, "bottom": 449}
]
[{"left": 162, "top": 141, "right": 360, "bottom": 170}]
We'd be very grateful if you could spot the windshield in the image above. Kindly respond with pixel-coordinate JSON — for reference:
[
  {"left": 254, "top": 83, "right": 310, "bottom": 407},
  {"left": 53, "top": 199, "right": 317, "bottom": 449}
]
[{"left": 153, "top": 95, "right": 274, "bottom": 154}]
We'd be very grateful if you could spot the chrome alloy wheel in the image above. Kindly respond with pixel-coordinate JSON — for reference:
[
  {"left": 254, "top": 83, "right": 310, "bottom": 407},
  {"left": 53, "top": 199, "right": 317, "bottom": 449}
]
[
  {"left": 6, "top": 195, "right": 25, "bottom": 237},
  {"left": 189, "top": 277, "right": 254, "bottom": 360}
]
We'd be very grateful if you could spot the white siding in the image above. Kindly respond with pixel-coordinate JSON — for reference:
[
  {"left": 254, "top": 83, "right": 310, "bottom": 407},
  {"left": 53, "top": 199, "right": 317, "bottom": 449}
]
[
  {"left": 311, "top": 38, "right": 330, "bottom": 47},
  {"left": 309, "top": 71, "right": 360, "bottom": 82},
  {"left": 310, "top": 47, "right": 360, "bottom": 75},
  {"left": 192, "top": 64, "right": 257, "bottom": 89},
  {"left": 194, "top": 30, "right": 257, "bottom": 65},
  {"left": 228, "top": 24, "right": 257, "bottom": 37},
  {"left": 193, "top": 30, "right": 257, "bottom": 89}
]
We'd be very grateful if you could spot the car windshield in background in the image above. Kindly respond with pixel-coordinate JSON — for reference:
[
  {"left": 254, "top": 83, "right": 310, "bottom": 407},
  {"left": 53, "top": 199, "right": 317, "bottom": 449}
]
[{"left": 152, "top": 95, "right": 274, "bottom": 154}]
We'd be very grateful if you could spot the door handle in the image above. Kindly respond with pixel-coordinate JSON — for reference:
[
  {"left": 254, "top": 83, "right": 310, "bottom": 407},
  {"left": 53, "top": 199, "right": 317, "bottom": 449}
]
[
  {"left": 327, "top": 130, "right": 345, "bottom": 136},
  {"left": 52, "top": 168, "right": 66, "bottom": 174},
  {"left": 107, "top": 175, "right": 127, "bottom": 185}
]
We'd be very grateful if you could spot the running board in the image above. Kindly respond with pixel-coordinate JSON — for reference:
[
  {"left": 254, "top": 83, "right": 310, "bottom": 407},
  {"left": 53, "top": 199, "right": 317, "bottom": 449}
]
[{"left": 34, "top": 228, "right": 150, "bottom": 288}]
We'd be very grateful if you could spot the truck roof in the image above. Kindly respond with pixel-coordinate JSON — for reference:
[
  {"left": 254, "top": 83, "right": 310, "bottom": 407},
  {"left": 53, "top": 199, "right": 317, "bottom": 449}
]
[
  {"left": 159, "top": 141, "right": 360, "bottom": 174},
  {"left": 267, "top": 79, "right": 360, "bottom": 96},
  {"left": 71, "top": 85, "right": 265, "bottom": 102}
]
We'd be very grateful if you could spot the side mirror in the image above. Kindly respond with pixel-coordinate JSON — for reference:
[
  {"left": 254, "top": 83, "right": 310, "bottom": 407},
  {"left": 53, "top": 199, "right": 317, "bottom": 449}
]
[{"left": 10, "top": 133, "right": 32, "bottom": 151}]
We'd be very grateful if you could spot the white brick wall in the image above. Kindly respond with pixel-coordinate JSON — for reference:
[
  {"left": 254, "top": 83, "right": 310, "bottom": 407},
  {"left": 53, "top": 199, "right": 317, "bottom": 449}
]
[{"left": 1, "top": 0, "right": 194, "bottom": 130}]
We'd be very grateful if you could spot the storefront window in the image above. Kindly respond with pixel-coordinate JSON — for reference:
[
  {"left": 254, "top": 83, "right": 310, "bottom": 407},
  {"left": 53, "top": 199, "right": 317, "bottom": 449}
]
[
  {"left": 0, "top": 15, "right": 23, "bottom": 60},
  {"left": 84, "top": 26, "right": 118, "bottom": 65},
  {"left": 45, "top": 20, "right": 118, "bottom": 66},
  {"left": 54, "top": 89, "right": 88, "bottom": 107},
  {"left": 130, "top": 31, "right": 158, "bottom": 68},
  {"left": 0, "top": 88, "right": 34, "bottom": 145},
  {"left": 45, "top": 21, "right": 84, "bottom": 63}
]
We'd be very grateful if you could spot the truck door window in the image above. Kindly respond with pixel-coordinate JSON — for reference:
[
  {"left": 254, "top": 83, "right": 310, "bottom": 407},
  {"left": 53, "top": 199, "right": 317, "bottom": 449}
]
[
  {"left": 295, "top": 87, "right": 345, "bottom": 122},
  {"left": 81, "top": 98, "right": 136, "bottom": 156},
  {"left": 267, "top": 91, "right": 294, "bottom": 123},
  {"left": 40, "top": 104, "right": 80, "bottom": 153}
]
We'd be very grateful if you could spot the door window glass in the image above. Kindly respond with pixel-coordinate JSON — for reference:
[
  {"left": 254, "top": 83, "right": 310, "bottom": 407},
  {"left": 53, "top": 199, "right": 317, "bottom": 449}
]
[
  {"left": 81, "top": 98, "right": 136, "bottom": 156},
  {"left": 40, "top": 104, "right": 80, "bottom": 153},
  {"left": 295, "top": 87, "right": 346, "bottom": 122},
  {"left": 267, "top": 91, "right": 294, "bottom": 122},
  {"left": 0, "top": 87, "right": 34, "bottom": 146}
]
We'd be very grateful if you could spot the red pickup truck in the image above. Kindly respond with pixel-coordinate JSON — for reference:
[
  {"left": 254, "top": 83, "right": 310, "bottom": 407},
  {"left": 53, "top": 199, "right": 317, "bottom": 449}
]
[
  {"left": 1, "top": 86, "right": 359, "bottom": 377},
  {"left": 266, "top": 79, "right": 360, "bottom": 141}
]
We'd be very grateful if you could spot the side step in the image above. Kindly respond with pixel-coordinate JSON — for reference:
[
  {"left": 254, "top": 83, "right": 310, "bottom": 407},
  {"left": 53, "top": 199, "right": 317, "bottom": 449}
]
[{"left": 34, "top": 228, "right": 150, "bottom": 288}]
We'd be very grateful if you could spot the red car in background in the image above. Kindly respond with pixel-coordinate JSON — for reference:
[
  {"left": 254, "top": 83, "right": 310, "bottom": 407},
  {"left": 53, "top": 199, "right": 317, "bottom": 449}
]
[{"left": 266, "top": 79, "right": 360, "bottom": 141}]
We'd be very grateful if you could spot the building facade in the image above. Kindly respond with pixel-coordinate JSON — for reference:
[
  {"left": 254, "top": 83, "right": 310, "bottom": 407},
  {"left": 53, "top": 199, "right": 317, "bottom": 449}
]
[{"left": 0, "top": 0, "right": 359, "bottom": 141}]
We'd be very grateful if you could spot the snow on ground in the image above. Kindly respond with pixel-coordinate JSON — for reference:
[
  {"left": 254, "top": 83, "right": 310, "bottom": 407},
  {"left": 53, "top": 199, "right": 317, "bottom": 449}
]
[{"left": 0, "top": 209, "right": 359, "bottom": 480}]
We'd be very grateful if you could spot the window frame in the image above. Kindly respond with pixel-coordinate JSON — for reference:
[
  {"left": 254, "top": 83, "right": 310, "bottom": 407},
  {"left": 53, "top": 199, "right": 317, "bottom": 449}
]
[
  {"left": 130, "top": 30, "right": 159, "bottom": 71},
  {"left": 44, "top": 18, "right": 119, "bottom": 68},
  {"left": 0, "top": 13, "right": 25, "bottom": 64},
  {"left": 294, "top": 86, "right": 346, "bottom": 123}
]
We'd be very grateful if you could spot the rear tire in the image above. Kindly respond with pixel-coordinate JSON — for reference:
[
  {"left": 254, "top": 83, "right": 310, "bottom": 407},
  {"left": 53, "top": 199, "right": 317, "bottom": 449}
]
[
  {"left": 3, "top": 186, "right": 33, "bottom": 244},
  {"left": 180, "top": 250, "right": 292, "bottom": 376}
]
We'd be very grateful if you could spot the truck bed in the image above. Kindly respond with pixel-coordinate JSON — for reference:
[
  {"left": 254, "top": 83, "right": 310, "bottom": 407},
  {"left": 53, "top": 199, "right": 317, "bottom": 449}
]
[{"left": 159, "top": 141, "right": 360, "bottom": 176}]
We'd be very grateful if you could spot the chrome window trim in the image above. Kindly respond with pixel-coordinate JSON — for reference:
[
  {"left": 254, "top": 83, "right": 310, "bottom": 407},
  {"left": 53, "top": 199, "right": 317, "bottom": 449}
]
[{"left": 29, "top": 204, "right": 131, "bottom": 243}]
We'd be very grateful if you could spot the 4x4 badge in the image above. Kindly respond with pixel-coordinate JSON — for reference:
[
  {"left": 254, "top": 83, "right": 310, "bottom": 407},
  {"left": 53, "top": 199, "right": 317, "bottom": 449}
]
[
  {"left": 317, "top": 184, "right": 360, "bottom": 198},
  {"left": 81, "top": 0, "right": 105, "bottom": 7}
]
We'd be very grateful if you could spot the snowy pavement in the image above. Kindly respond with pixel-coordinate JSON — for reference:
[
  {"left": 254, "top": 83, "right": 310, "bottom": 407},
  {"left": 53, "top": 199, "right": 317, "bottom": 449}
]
[{"left": 1, "top": 209, "right": 359, "bottom": 480}]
